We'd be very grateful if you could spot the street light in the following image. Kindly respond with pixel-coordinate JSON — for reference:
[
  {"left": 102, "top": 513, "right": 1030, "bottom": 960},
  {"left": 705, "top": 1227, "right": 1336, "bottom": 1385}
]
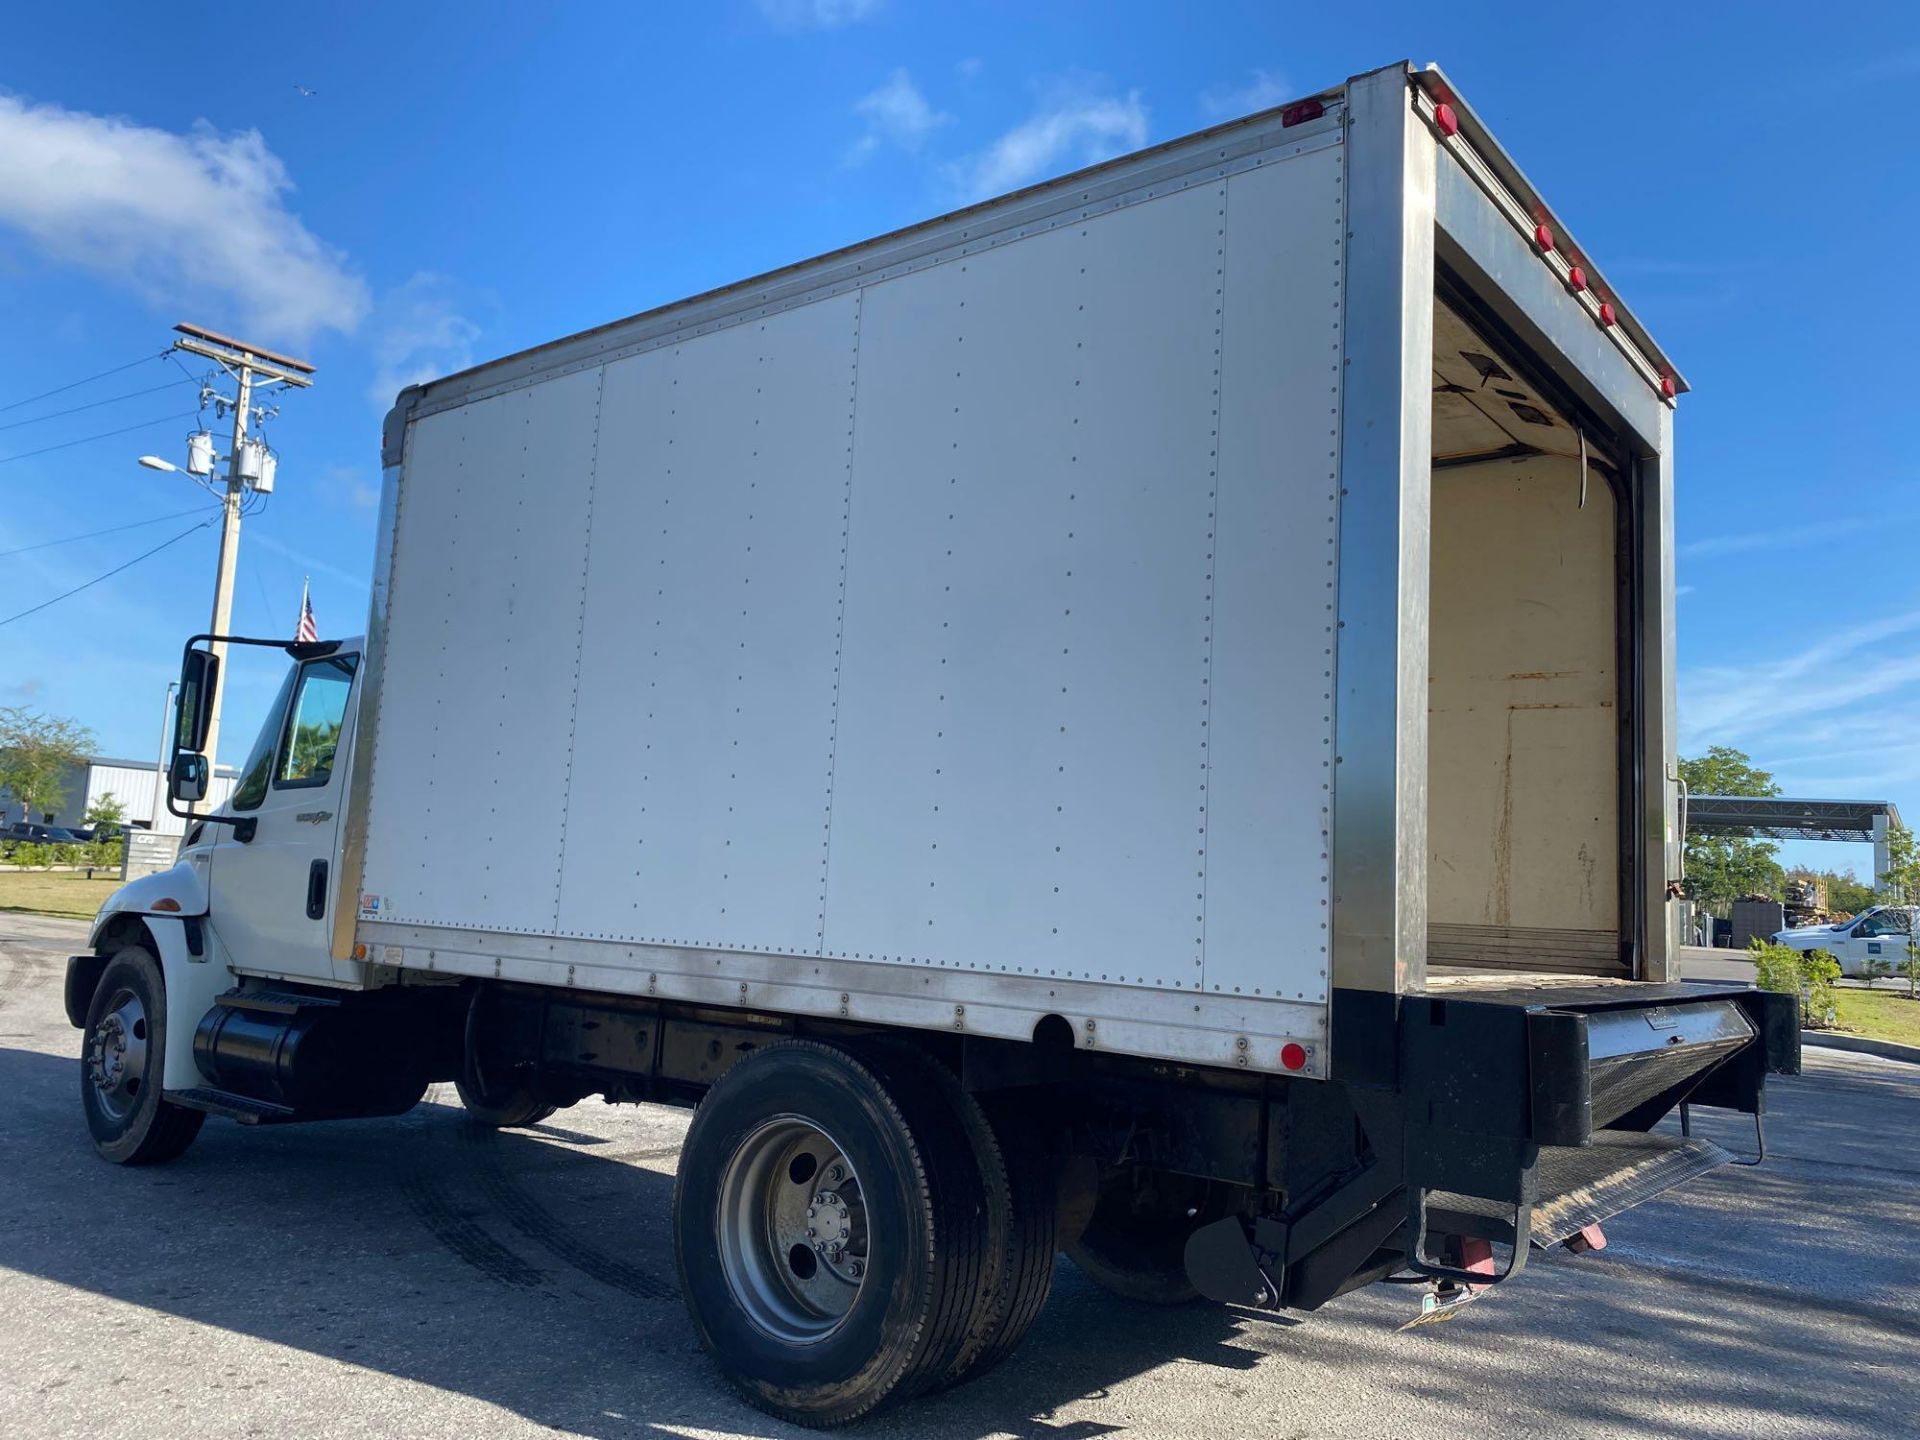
[{"left": 137, "top": 455, "right": 179, "bottom": 473}]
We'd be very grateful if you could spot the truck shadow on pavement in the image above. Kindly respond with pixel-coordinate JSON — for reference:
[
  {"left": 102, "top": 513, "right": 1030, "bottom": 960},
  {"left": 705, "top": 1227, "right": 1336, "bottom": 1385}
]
[
  {"left": 0, "top": 1041, "right": 1262, "bottom": 1439},
  {"left": 3, "top": 1014, "right": 1916, "bottom": 1440}
]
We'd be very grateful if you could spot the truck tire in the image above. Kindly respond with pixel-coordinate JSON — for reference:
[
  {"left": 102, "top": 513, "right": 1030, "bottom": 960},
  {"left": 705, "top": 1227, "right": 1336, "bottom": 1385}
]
[
  {"left": 672, "top": 1038, "right": 992, "bottom": 1427},
  {"left": 453, "top": 1072, "right": 556, "bottom": 1129},
  {"left": 952, "top": 1092, "right": 1058, "bottom": 1382},
  {"left": 1064, "top": 1168, "right": 1227, "bottom": 1305},
  {"left": 80, "top": 945, "right": 205, "bottom": 1166},
  {"left": 852, "top": 1045, "right": 1057, "bottom": 1391}
]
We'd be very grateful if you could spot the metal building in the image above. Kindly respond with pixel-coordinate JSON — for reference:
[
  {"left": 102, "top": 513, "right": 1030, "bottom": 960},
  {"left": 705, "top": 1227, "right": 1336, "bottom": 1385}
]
[{"left": 2, "top": 755, "right": 238, "bottom": 837}]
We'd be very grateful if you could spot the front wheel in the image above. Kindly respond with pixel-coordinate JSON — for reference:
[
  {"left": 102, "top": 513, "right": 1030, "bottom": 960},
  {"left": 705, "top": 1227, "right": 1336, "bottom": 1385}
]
[{"left": 80, "top": 945, "right": 205, "bottom": 1165}]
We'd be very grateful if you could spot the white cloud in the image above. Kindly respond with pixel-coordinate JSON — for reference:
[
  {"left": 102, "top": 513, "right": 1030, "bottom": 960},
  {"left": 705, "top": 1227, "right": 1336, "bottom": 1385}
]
[
  {"left": 1200, "top": 68, "right": 1292, "bottom": 120},
  {"left": 947, "top": 81, "right": 1149, "bottom": 202},
  {"left": 0, "top": 92, "right": 368, "bottom": 344},
  {"left": 1677, "top": 514, "right": 1896, "bottom": 560},
  {"left": 319, "top": 462, "right": 380, "bottom": 511},
  {"left": 249, "top": 530, "right": 367, "bottom": 591},
  {"left": 757, "top": 0, "right": 881, "bottom": 30},
  {"left": 848, "top": 70, "right": 951, "bottom": 164},
  {"left": 1679, "top": 608, "right": 1920, "bottom": 802},
  {"left": 366, "top": 272, "right": 483, "bottom": 410}
]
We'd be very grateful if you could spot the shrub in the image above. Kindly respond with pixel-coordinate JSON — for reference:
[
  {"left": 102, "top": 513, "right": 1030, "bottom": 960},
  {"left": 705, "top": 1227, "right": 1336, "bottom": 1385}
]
[
  {"left": 86, "top": 837, "right": 125, "bottom": 872},
  {"left": 1749, "top": 940, "right": 1841, "bottom": 1028}
]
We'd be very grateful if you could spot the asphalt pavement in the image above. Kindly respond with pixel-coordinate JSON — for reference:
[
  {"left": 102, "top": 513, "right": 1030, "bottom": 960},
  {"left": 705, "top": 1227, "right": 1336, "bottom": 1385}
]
[{"left": 4, "top": 912, "right": 1915, "bottom": 1440}]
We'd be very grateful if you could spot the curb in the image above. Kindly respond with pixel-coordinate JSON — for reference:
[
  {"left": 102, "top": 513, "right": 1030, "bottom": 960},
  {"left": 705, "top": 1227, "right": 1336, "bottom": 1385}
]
[{"left": 1802, "top": 1032, "right": 1920, "bottom": 1066}]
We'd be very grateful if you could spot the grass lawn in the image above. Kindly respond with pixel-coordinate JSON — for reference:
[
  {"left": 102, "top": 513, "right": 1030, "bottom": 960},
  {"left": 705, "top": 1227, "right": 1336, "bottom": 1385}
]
[
  {"left": 1829, "top": 987, "right": 1920, "bottom": 1049},
  {"left": 0, "top": 870, "right": 120, "bottom": 919}
]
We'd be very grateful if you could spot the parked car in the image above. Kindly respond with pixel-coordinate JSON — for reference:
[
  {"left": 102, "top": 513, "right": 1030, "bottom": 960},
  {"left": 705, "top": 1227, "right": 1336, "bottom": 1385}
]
[
  {"left": 2, "top": 822, "right": 85, "bottom": 845},
  {"left": 1773, "top": 905, "right": 1919, "bottom": 977}
]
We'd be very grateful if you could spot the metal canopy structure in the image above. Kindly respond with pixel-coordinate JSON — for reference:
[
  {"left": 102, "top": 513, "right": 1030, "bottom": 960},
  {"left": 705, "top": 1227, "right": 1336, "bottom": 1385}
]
[{"left": 1687, "top": 796, "right": 1904, "bottom": 886}]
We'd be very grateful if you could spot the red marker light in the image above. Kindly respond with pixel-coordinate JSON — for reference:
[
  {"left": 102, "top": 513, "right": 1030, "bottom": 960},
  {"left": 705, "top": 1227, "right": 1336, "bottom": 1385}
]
[
  {"left": 1280, "top": 99, "right": 1324, "bottom": 128},
  {"left": 1533, "top": 223, "right": 1555, "bottom": 252},
  {"left": 1566, "top": 265, "right": 1587, "bottom": 293},
  {"left": 1281, "top": 1043, "right": 1308, "bottom": 1072},
  {"left": 1661, "top": 375, "right": 1677, "bottom": 399},
  {"left": 1433, "top": 103, "right": 1459, "bottom": 137},
  {"left": 1598, "top": 302, "right": 1617, "bottom": 327}
]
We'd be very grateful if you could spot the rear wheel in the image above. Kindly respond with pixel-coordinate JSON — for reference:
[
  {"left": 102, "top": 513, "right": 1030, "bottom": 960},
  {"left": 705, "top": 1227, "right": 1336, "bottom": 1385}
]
[
  {"left": 1064, "top": 1167, "right": 1229, "bottom": 1305},
  {"left": 673, "top": 1039, "right": 992, "bottom": 1427},
  {"left": 454, "top": 1071, "right": 556, "bottom": 1129},
  {"left": 950, "top": 1091, "right": 1058, "bottom": 1383},
  {"left": 80, "top": 945, "right": 205, "bottom": 1166}
]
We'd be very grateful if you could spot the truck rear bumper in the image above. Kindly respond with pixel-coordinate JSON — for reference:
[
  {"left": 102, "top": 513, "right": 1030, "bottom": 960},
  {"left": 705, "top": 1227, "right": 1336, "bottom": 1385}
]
[{"left": 1185, "top": 979, "right": 1798, "bottom": 1310}]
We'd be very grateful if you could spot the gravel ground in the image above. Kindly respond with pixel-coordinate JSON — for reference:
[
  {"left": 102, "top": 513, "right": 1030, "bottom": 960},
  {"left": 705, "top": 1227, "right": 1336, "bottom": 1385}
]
[{"left": 3, "top": 911, "right": 1915, "bottom": 1440}]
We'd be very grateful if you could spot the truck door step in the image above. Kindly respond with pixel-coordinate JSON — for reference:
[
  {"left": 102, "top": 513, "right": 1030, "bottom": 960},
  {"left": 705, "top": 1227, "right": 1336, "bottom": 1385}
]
[
  {"left": 1428, "top": 1129, "right": 1733, "bottom": 1248},
  {"left": 164, "top": 1087, "right": 298, "bottom": 1125},
  {"left": 214, "top": 987, "right": 345, "bottom": 1015}
]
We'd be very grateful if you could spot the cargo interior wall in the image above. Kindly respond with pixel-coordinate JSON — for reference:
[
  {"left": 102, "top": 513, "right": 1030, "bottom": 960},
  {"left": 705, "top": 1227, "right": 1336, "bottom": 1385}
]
[{"left": 1425, "top": 296, "right": 1625, "bottom": 976}]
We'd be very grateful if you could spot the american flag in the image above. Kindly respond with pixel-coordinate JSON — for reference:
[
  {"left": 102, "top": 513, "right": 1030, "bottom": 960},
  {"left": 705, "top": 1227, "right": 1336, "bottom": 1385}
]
[{"left": 295, "top": 580, "right": 317, "bottom": 644}]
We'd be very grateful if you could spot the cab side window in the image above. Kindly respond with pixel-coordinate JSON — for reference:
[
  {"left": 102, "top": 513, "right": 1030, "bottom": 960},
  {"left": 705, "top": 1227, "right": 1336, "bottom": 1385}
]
[
  {"left": 275, "top": 655, "right": 358, "bottom": 790},
  {"left": 229, "top": 668, "right": 299, "bottom": 813}
]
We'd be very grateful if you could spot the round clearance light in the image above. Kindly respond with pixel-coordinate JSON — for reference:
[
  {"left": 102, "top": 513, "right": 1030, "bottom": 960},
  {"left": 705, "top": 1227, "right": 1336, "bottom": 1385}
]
[
  {"left": 1598, "top": 301, "right": 1618, "bottom": 327},
  {"left": 1567, "top": 265, "right": 1588, "bottom": 293},
  {"left": 1534, "top": 223, "right": 1555, "bottom": 252},
  {"left": 1434, "top": 102, "right": 1459, "bottom": 137},
  {"left": 1661, "top": 375, "right": 1678, "bottom": 399},
  {"left": 1281, "top": 1042, "right": 1308, "bottom": 1071}
]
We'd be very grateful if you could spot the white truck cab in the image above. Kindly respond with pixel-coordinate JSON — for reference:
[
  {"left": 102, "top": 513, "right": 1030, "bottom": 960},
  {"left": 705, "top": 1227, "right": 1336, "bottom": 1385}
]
[{"left": 1772, "top": 905, "right": 1916, "bottom": 978}]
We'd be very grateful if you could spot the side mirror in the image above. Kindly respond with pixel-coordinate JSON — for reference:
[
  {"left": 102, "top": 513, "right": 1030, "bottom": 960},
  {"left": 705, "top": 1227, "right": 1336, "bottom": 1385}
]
[
  {"left": 170, "top": 752, "right": 209, "bottom": 804},
  {"left": 177, "top": 649, "right": 220, "bottom": 754}
]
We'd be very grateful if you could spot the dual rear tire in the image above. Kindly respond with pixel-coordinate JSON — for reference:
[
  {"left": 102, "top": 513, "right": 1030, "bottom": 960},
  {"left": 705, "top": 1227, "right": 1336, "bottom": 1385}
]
[{"left": 672, "top": 1039, "right": 1056, "bottom": 1427}]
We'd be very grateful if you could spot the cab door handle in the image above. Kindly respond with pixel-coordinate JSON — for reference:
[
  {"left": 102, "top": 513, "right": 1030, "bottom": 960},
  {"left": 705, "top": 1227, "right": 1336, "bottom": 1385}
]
[{"left": 307, "top": 859, "right": 328, "bottom": 920}]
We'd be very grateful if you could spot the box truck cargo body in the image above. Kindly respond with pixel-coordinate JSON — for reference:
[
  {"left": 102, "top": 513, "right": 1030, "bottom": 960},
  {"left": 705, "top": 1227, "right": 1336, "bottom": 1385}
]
[{"left": 71, "top": 63, "right": 1797, "bottom": 1426}]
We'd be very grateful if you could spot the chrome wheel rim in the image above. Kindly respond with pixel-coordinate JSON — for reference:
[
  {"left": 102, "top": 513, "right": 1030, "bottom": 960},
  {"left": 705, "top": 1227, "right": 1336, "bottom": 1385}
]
[
  {"left": 715, "top": 1117, "right": 870, "bottom": 1343},
  {"left": 86, "top": 987, "right": 149, "bottom": 1122}
]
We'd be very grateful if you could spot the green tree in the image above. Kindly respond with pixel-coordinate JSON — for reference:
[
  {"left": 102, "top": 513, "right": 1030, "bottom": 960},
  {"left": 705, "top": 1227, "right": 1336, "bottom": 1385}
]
[
  {"left": 1681, "top": 745, "right": 1784, "bottom": 912},
  {"left": 84, "top": 791, "right": 127, "bottom": 840},
  {"left": 0, "top": 707, "right": 94, "bottom": 827}
]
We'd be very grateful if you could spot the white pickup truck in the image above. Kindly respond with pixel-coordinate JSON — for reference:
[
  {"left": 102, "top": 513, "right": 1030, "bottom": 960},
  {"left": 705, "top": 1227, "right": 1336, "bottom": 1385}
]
[{"left": 1772, "top": 905, "right": 1917, "bottom": 977}]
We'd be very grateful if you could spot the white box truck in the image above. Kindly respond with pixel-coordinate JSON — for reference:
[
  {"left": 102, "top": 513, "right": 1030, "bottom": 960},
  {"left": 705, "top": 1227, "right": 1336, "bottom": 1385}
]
[{"left": 70, "top": 63, "right": 1798, "bottom": 1427}]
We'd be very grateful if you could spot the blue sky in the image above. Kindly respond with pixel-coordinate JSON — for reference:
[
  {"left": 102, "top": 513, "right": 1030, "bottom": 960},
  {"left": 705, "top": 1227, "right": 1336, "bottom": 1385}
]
[{"left": 2, "top": 2, "right": 1916, "bottom": 875}]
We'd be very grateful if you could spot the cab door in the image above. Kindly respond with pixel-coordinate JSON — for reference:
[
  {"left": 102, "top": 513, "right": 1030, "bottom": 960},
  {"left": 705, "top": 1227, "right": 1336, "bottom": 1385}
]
[{"left": 207, "top": 652, "right": 358, "bottom": 983}]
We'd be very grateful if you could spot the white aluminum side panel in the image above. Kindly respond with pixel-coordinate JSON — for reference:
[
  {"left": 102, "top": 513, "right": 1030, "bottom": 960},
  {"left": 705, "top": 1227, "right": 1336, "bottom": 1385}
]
[
  {"left": 358, "top": 133, "right": 1344, "bottom": 1069},
  {"left": 1202, "top": 146, "right": 1345, "bottom": 1004},
  {"left": 556, "top": 299, "right": 857, "bottom": 949},
  {"left": 360, "top": 370, "right": 601, "bottom": 930}
]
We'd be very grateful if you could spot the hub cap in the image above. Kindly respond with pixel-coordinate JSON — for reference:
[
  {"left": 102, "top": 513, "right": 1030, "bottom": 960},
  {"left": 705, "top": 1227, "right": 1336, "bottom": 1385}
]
[
  {"left": 715, "top": 1117, "right": 870, "bottom": 1343},
  {"left": 85, "top": 987, "right": 149, "bottom": 1122}
]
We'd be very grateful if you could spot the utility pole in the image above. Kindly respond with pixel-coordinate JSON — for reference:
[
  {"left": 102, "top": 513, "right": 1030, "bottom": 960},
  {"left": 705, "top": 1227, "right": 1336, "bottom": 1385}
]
[{"left": 166, "top": 323, "right": 314, "bottom": 770}]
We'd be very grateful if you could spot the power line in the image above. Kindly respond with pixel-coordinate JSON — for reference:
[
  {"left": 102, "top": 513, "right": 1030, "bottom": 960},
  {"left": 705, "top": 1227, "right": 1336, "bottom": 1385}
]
[
  {"left": 0, "top": 377, "right": 197, "bottom": 433},
  {"left": 0, "top": 504, "right": 224, "bottom": 559},
  {"left": 0, "top": 411, "right": 201, "bottom": 468},
  {"left": 0, "top": 352, "right": 168, "bottom": 415},
  {"left": 0, "top": 518, "right": 215, "bottom": 629}
]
